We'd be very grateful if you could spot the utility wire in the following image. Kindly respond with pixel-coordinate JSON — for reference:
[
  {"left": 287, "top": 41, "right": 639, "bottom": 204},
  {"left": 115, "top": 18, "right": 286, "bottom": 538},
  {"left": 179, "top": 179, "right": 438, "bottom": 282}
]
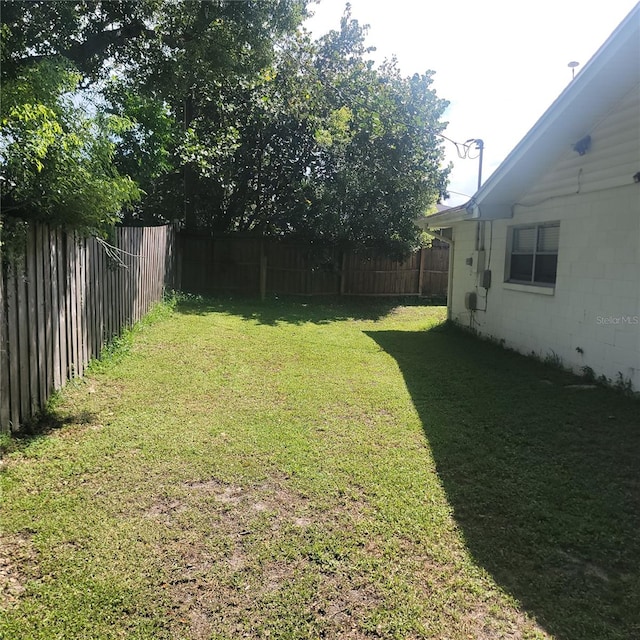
[{"left": 434, "top": 133, "right": 482, "bottom": 160}]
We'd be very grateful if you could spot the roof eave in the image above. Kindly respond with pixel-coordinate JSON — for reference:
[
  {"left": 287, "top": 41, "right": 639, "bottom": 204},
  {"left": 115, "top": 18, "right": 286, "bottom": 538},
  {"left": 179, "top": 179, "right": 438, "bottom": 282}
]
[
  {"left": 419, "top": 204, "right": 474, "bottom": 229},
  {"left": 468, "top": 4, "right": 640, "bottom": 217}
]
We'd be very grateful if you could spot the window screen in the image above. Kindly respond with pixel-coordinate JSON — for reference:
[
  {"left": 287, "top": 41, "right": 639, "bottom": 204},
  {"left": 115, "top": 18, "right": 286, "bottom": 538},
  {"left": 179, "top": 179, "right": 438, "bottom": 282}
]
[{"left": 508, "top": 223, "right": 559, "bottom": 285}]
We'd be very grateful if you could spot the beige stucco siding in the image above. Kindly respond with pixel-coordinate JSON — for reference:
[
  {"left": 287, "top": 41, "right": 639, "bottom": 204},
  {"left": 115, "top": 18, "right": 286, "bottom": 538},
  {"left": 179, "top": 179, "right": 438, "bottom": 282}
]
[{"left": 449, "top": 84, "right": 640, "bottom": 389}]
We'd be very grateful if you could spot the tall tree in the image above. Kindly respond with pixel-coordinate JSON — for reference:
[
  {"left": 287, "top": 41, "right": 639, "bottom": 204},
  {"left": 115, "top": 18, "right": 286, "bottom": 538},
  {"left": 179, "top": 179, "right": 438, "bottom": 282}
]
[
  {"left": 0, "top": 58, "right": 140, "bottom": 241},
  {"left": 300, "top": 13, "right": 450, "bottom": 256},
  {"left": 1, "top": 0, "right": 308, "bottom": 233},
  {"left": 130, "top": 7, "right": 450, "bottom": 256},
  {"left": 2, "top": 2, "right": 450, "bottom": 258},
  {"left": 1, "top": 1, "right": 158, "bottom": 83},
  {"left": 0, "top": 0, "right": 158, "bottom": 239},
  {"left": 103, "top": 0, "right": 310, "bottom": 227}
]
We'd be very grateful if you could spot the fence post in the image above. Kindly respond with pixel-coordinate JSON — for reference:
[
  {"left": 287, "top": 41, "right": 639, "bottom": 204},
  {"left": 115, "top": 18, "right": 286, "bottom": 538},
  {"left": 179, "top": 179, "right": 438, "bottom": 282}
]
[
  {"left": 418, "top": 247, "right": 426, "bottom": 296},
  {"left": 175, "top": 227, "right": 183, "bottom": 293},
  {"left": 259, "top": 239, "right": 267, "bottom": 301},
  {"left": 305, "top": 251, "right": 312, "bottom": 296},
  {"left": 340, "top": 252, "right": 347, "bottom": 295}
]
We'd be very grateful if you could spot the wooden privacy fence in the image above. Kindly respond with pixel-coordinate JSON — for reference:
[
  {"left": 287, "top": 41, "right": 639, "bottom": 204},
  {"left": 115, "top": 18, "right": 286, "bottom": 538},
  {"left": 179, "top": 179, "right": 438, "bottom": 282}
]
[
  {"left": 0, "top": 224, "right": 176, "bottom": 433},
  {"left": 1, "top": 225, "right": 446, "bottom": 433},
  {"left": 179, "top": 234, "right": 449, "bottom": 298}
]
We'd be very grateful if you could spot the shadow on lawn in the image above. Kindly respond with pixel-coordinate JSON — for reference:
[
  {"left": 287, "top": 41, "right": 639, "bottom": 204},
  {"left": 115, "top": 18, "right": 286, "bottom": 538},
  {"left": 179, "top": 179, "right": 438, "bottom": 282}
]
[
  {"left": 0, "top": 409, "right": 99, "bottom": 458},
  {"left": 175, "top": 294, "right": 443, "bottom": 326},
  {"left": 367, "top": 325, "right": 640, "bottom": 640}
]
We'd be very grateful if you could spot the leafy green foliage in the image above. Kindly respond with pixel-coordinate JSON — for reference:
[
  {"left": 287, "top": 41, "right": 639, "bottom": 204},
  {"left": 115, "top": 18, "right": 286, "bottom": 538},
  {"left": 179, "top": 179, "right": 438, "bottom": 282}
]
[
  {"left": 0, "top": 1, "right": 159, "bottom": 82},
  {"left": 103, "top": 80, "right": 181, "bottom": 224},
  {"left": 298, "top": 20, "right": 451, "bottom": 257},
  {"left": 0, "top": 60, "right": 139, "bottom": 238},
  {"left": 1, "top": 2, "right": 449, "bottom": 258},
  {"left": 123, "top": 7, "right": 450, "bottom": 256}
]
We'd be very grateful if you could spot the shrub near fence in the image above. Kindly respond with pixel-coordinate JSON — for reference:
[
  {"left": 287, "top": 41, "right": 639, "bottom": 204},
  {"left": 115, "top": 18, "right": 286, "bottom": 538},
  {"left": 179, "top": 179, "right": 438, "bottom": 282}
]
[
  {"left": 0, "top": 224, "right": 176, "bottom": 434},
  {"left": 179, "top": 233, "right": 449, "bottom": 298}
]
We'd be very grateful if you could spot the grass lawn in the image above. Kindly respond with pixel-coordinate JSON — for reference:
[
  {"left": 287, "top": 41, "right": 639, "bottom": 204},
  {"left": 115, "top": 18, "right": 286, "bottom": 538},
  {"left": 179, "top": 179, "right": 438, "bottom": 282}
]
[{"left": 1, "top": 296, "right": 639, "bottom": 639}]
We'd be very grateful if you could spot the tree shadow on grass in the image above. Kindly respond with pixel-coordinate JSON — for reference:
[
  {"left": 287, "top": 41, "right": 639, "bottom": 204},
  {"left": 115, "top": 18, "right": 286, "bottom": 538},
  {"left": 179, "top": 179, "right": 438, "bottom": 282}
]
[
  {"left": 174, "top": 294, "right": 444, "bottom": 326},
  {"left": 366, "top": 325, "right": 640, "bottom": 640}
]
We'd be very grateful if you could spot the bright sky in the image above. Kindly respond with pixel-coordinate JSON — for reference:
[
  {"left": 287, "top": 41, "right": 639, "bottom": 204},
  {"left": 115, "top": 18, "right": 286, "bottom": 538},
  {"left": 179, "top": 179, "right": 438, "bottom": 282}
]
[{"left": 304, "top": 0, "right": 639, "bottom": 206}]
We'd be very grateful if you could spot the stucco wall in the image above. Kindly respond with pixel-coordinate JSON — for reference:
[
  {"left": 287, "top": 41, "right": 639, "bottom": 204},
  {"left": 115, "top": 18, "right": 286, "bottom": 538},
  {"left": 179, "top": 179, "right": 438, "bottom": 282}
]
[{"left": 449, "top": 84, "right": 640, "bottom": 389}]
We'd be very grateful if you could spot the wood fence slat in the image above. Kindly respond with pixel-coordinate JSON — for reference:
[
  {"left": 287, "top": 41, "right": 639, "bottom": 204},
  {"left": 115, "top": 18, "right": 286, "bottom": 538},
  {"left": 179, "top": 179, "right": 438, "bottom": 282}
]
[
  {"left": 96, "top": 236, "right": 104, "bottom": 349},
  {"left": 74, "top": 234, "right": 83, "bottom": 377},
  {"left": 152, "top": 228, "right": 158, "bottom": 301},
  {"left": 114, "top": 232, "right": 121, "bottom": 331},
  {"left": 138, "top": 227, "right": 144, "bottom": 320},
  {"left": 5, "top": 263, "right": 21, "bottom": 430},
  {"left": 128, "top": 229, "right": 135, "bottom": 323},
  {"left": 56, "top": 229, "right": 68, "bottom": 386},
  {"left": 134, "top": 228, "right": 144, "bottom": 322},
  {"left": 137, "top": 229, "right": 143, "bottom": 317},
  {"left": 118, "top": 231, "right": 125, "bottom": 334},
  {"left": 119, "top": 230, "right": 127, "bottom": 329},
  {"left": 128, "top": 229, "right": 133, "bottom": 316},
  {"left": 108, "top": 240, "right": 114, "bottom": 341},
  {"left": 143, "top": 228, "right": 148, "bottom": 316},
  {"left": 158, "top": 228, "right": 164, "bottom": 299},
  {"left": 50, "top": 229, "right": 62, "bottom": 390},
  {"left": 154, "top": 228, "right": 160, "bottom": 300},
  {"left": 35, "top": 224, "right": 47, "bottom": 408},
  {"left": 114, "top": 233, "right": 121, "bottom": 335},
  {"left": 91, "top": 237, "right": 99, "bottom": 359},
  {"left": 141, "top": 228, "right": 147, "bottom": 315},
  {"left": 129, "top": 228, "right": 136, "bottom": 322},
  {"left": 145, "top": 229, "right": 151, "bottom": 312},
  {"left": 148, "top": 228, "right": 154, "bottom": 305},
  {"left": 69, "top": 233, "right": 80, "bottom": 378},
  {"left": 0, "top": 257, "right": 9, "bottom": 432},
  {"left": 14, "top": 253, "right": 29, "bottom": 423},
  {"left": 79, "top": 237, "right": 88, "bottom": 371},
  {"left": 26, "top": 226, "right": 39, "bottom": 413},
  {"left": 104, "top": 235, "right": 110, "bottom": 342},
  {"left": 42, "top": 226, "right": 54, "bottom": 399},
  {"left": 86, "top": 237, "right": 94, "bottom": 361}
]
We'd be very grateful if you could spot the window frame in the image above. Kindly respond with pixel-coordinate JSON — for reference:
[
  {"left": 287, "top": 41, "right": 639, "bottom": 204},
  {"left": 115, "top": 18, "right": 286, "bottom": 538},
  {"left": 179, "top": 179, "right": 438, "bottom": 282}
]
[{"left": 505, "top": 222, "right": 560, "bottom": 287}]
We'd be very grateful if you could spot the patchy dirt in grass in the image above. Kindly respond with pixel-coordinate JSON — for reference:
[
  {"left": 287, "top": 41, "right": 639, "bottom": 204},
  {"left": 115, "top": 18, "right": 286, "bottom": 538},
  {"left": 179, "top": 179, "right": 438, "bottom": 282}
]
[
  {"left": 138, "top": 474, "right": 552, "bottom": 639},
  {"left": 0, "top": 533, "right": 40, "bottom": 610},
  {"left": 460, "top": 598, "right": 550, "bottom": 640},
  {"left": 146, "top": 475, "right": 381, "bottom": 638},
  {"left": 555, "top": 549, "right": 610, "bottom": 582},
  {"left": 366, "top": 534, "right": 553, "bottom": 640}
]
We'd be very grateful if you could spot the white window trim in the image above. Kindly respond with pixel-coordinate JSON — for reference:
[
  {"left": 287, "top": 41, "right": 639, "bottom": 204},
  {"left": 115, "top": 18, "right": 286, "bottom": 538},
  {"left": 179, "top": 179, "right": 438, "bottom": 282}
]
[
  {"left": 505, "top": 221, "right": 559, "bottom": 288},
  {"left": 503, "top": 282, "right": 555, "bottom": 295}
]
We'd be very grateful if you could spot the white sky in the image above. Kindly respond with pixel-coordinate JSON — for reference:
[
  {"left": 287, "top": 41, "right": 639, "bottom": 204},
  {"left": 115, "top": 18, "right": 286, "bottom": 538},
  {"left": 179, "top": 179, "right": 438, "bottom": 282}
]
[{"left": 304, "top": 0, "right": 639, "bottom": 205}]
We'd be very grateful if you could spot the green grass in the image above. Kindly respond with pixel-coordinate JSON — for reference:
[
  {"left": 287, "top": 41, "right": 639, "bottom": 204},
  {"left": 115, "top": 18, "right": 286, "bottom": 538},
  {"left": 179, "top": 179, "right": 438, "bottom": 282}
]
[{"left": 1, "top": 296, "right": 639, "bottom": 639}]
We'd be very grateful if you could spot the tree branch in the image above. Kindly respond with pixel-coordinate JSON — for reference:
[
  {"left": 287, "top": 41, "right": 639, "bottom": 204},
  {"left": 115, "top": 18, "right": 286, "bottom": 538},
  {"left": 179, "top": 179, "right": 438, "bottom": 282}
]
[{"left": 7, "top": 22, "right": 158, "bottom": 76}]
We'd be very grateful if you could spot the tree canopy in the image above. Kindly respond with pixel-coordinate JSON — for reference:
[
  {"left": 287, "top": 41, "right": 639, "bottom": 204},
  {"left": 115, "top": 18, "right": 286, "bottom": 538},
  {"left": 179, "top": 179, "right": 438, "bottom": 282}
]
[
  {"left": 1, "top": 0, "right": 450, "bottom": 256},
  {"left": 1, "top": 58, "right": 139, "bottom": 235}
]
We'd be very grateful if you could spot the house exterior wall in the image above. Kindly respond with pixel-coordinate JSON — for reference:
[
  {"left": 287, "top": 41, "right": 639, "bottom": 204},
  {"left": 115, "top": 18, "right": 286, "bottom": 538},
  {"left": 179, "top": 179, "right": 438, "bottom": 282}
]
[
  {"left": 449, "top": 84, "right": 640, "bottom": 389},
  {"left": 522, "top": 83, "right": 640, "bottom": 202}
]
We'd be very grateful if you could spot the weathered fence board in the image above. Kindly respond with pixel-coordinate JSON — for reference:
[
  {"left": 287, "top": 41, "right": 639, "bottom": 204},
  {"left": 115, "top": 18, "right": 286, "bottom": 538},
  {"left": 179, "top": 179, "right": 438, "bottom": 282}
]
[
  {"left": 0, "top": 224, "right": 176, "bottom": 433},
  {"left": 180, "top": 235, "right": 449, "bottom": 299},
  {"left": 0, "top": 260, "right": 8, "bottom": 430},
  {"left": 1, "top": 224, "right": 444, "bottom": 433}
]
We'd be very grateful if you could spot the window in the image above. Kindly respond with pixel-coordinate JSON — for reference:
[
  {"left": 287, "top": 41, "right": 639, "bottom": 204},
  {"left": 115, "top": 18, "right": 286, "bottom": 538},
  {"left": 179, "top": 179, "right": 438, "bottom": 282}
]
[{"left": 507, "top": 223, "right": 559, "bottom": 285}]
